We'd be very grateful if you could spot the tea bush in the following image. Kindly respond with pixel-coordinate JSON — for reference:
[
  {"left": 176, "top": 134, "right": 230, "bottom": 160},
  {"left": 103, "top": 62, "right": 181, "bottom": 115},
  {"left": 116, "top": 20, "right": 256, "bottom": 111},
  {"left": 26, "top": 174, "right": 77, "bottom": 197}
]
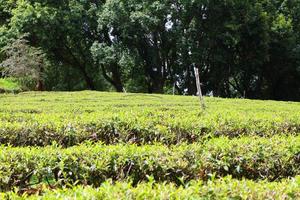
[
  {"left": 0, "top": 92, "right": 299, "bottom": 198},
  {"left": 0, "top": 136, "right": 299, "bottom": 191},
  {"left": 0, "top": 92, "right": 299, "bottom": 147},
  {"left": 2, "top": 176, "right": 300, "bottom": 200}
]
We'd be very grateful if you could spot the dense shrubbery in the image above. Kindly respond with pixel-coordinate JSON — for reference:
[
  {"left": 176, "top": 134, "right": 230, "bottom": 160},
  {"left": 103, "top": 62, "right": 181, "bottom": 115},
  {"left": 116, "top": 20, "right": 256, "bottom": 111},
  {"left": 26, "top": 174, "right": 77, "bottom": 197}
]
[
  {"left": 0, "top": 92, "right": 299, "bottom": 147},
  {"left": 2, "top": 177, "right": 300, "bottom": 199},
  {"left": 0, "top": 92, "right": 299, "bottom": 198},
  {"left": 0, "top": 136, "right": 299, "bottom": 191}
]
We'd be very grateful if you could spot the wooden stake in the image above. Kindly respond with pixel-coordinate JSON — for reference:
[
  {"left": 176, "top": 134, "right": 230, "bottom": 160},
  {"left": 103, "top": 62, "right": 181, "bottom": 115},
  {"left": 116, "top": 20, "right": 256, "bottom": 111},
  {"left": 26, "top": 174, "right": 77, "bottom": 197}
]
[
  {"left": 173, "top": 82, "right": 176, "bottom": 95},
  {"left": 194, "top": 67, "right": 206, "bottom": 109}
]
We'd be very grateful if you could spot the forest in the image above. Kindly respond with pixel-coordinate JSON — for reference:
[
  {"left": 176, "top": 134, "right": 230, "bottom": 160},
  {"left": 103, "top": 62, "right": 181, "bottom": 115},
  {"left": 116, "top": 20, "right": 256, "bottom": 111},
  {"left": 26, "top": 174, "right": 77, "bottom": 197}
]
[{"left": 0, "top": 0, "right": 300, "bottom": 101}]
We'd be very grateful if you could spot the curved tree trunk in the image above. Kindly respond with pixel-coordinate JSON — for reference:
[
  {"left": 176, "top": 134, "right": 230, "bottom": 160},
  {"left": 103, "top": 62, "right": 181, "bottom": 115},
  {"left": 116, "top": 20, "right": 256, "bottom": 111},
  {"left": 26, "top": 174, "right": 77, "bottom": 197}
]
[{"left": 101, "top": 64, "right": 124, "bottom": 92}]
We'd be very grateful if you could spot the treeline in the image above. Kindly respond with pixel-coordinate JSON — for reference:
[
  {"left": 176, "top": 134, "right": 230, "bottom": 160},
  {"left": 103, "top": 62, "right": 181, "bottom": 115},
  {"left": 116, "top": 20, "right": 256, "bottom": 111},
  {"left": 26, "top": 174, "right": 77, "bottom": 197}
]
[{"left": 0, "top": 0, "right": 300, "bottom": 100}]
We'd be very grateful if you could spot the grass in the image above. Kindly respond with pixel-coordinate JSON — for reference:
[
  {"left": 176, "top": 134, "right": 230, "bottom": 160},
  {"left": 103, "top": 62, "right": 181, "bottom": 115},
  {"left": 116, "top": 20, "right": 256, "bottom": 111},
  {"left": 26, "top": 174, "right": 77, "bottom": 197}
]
[{"left": 0, "top": 78, "right": 21, "bottom": 92}]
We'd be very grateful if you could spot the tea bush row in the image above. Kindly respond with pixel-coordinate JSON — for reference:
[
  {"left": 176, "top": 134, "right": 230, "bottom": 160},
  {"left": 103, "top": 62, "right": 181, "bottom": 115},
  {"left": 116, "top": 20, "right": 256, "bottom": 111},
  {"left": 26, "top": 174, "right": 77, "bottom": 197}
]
[
  {"left": 0, "top": 136, "right": 299, "bottom": 191},
  {"left": 2, "top": 176, "right": 300, "bottom": 200},
  {"left": 1, "top": 92, "right": 300, "bottom": 147},
  {"left": 0, "top": 117, "right": 299, "bottom": 147}
]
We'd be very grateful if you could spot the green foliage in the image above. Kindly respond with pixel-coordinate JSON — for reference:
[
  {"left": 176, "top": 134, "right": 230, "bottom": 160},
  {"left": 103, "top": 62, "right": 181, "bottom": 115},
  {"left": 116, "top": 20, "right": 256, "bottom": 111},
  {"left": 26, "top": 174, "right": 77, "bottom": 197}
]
[
  {"left": 2, "top": 177, "right": 300, "bottom": 199},
  {"left": 0, "top": 92, "right": 299, "bottom": 146},
  {"left": 0, "top": 35, "right": 48, "bottom": 91},
  {"left": 0, "top": 92, "right": 299, "bottom": 198},
  {"left": 0, "top": 0, "right": 299, "bottom": 100},
  {"left": 0, "top": 78, "right": 21, "bottom": 93},
  {"left": 1, "top": 1, "right": 300, "bottom": 198},
  {"left": 0, "top": 135, "right": 299, "bottom": 191}
]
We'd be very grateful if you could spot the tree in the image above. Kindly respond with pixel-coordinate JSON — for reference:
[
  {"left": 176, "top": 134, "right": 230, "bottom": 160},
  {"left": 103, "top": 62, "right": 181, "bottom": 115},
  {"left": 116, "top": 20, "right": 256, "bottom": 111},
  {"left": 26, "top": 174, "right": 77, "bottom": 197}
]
[
  {"left": 0, "top": 35, "right": 48, "bottom": 91},
  {"left": 98, "top": 0, "right": 180, "bottom": 93},
  {"left": 0, "top": 0, "right": 299, "bottom": 100}
]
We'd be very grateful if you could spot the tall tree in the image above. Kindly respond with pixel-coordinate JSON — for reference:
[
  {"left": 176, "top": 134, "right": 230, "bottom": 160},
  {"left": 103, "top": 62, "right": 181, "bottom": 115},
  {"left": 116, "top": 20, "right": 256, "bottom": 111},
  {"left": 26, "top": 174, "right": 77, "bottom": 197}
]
[{"left": 0, "top": 35, "right": 48, "bottom": 90}]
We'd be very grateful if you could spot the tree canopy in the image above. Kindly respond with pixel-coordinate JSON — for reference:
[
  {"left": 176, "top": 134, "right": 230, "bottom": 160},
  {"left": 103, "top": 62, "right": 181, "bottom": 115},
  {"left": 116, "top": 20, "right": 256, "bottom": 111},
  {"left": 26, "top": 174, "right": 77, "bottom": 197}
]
[{"left": 0, "top": 0, "right": 299, "bottom": 101}]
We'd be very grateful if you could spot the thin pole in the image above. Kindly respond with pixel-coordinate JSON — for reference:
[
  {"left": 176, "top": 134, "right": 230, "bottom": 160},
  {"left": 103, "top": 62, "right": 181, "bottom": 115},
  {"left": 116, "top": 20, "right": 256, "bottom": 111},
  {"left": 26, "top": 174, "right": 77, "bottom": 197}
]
[
  {"left": 173, "top": 82, "right": 176, "bottom": 95},
  {"left": 194, "top": 67, "right": 206, "bottom": 109}
]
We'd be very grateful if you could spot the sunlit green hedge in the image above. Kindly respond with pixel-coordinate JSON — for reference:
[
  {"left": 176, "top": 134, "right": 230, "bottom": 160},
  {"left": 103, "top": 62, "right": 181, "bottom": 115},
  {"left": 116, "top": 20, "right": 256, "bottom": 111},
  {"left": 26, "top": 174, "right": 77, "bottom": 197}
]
[
  {"left": 2, "top": 177, "right": 300, "bottom": 200},
  {"left": 0, "top": 92, "right": 299, "bottom": 198},
  {"left": 0, "top": 92, "right": 299, "bottom": 147},
  {"left": 0, "top": 136, "right": 299, "bottom": 191}
]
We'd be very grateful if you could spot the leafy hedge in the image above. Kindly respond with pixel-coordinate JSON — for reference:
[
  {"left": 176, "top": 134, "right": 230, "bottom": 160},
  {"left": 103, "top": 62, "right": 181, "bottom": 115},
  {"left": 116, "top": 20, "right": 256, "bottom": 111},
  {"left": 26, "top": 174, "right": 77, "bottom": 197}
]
[
  {"left": 0, "top": 92, "right": 300, "bottom": 147},
  {"left": 0, "top": 136, "right": 299, "bottom": 191},
  {"left": 2, "top": 177, "right": 300, "bottom": 199},
  {"left": 1, "top": 117, "right": 299, "bottom": 147}
]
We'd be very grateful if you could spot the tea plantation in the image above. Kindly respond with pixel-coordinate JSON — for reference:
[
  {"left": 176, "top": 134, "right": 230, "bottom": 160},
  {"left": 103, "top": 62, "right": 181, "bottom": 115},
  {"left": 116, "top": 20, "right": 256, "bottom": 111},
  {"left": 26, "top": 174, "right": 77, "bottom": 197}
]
[{"left": 0, "top": 91, "right": 299, "bottom": 199}]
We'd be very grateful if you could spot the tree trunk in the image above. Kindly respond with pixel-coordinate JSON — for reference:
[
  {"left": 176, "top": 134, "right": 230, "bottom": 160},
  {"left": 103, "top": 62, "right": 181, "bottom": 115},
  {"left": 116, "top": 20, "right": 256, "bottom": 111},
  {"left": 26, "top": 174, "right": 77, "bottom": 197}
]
[
  {"left": 149, "top": 78, "right": 164, "bottom": 94},
  {"left": 101, "top": 64, "right": 124, "bottom": 92},
  {"left": 111, "top": 64, "right": 124, "bottom": 92},
  {"left": 147, "top": 68, "right": 165, "bottom": 94},
  {"left": 186, "top": 68, "right": 197, "bottom": 95},
  {"left": 78, "top": 65, "right": 95, "bottom": 90},
  {"left": 36, "top": 80, "right": 44, "bottom": 91},
  {"left": 62, "top": 43, "right": 96, "bottom": 90}
]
